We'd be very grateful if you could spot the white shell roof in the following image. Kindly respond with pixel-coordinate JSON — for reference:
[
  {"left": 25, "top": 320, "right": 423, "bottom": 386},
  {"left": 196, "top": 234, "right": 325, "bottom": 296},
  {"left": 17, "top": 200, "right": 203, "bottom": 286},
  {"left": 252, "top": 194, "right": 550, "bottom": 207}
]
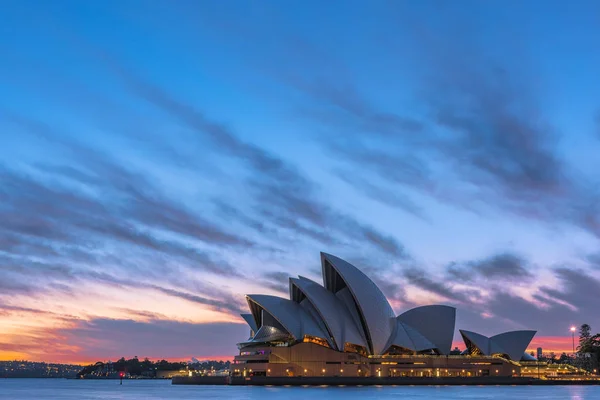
[
  {"left": 460, "top": 329, "right": 537, "bottom": 361},
  {"left": 521, "top": 352, "right": 537, "bottom": 361},
  {"left": 237, "top": 325, "right": 291, "bottom": 347},
  {"left": 298, "top": 297, "right": 331, "bottom": 342},
  {"left": 490, "top": 330, "right": 537, "bottom": 361},
  {"left": 289, "top": 276, "right": 367, "bottom": 351},
  {"left": 246, "top": 294, "right": 327, "bottom": 341},
  {"left": 321, "top": 252, "right": 395, "bottom": 355},
  {"left": 250, "top": 325, "right": 290, "bottom": 343},
  {"left": 335, "top": 287, "right": 365, "bottom": 340},
  {"left": 239, "top": 252, "right": 538, "bottom": 360},
  {"left": 241, "top": 313, "right": 258, "bottom": 333},
  {"left": 391, "top": 320, "right": 436, "bottom": 352},
  {"left": 460, "top": 329, "right": 491, "bottom": 354},
  {"left": 397, "top": 305, "right": 456, "bottom": 355},
  {"left": 391, "top": 321, "right": 414, "bottom": 350}
]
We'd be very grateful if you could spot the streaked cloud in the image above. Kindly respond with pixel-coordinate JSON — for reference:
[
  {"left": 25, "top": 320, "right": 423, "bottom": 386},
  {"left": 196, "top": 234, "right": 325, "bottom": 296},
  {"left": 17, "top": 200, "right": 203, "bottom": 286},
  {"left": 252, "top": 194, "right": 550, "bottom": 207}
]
[{"left": 1, "top": 0, "right": 600, "bottom": 362}]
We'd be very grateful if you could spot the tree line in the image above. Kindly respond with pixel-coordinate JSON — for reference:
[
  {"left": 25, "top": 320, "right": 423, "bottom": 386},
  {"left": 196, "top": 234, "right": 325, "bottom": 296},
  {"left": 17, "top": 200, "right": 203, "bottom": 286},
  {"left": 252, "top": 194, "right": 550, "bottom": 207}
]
[
  {"left": 77, "top": 356, "right": 231, "bottom": 378},
  {"left": 576, "top": 324, "right": 600, "bottom": 372}
]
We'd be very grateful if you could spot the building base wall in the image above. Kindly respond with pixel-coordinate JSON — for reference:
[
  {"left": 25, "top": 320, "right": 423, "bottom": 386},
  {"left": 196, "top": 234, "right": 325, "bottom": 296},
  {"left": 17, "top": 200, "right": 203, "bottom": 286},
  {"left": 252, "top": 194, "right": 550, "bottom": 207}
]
[{"left": 232, "top": 343, "right": 520, "bottom": 378}]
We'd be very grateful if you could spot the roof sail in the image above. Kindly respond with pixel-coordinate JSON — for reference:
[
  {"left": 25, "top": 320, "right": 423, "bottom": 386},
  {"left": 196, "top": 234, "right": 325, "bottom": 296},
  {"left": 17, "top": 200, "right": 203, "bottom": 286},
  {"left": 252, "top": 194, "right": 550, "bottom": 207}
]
[
  {"left": 460, "top": 330, "right": 491, "bottom": 355},
  {"left": 246, "top": 294, "right": 328, "bottom": 341},
  {"left": 397, "top": 305, "right": 456, "bottom": 355},
  {"left": 290, "top": 276, "right": 367, "bottom": 351},
  {"left": 460, "top": 329, "right": 537, "bottom": 361},
  {"left": 490, "top": 330, "right": 537, "bottom": 361},
  {"left": 321, "top": 252, "right": 395, "bottom": 355},
  {"left": 238, "top": 252, "right": 537, "bottom": 362},
  {"left": 240, "top": 313, "right": 258, "bottom": 336}
]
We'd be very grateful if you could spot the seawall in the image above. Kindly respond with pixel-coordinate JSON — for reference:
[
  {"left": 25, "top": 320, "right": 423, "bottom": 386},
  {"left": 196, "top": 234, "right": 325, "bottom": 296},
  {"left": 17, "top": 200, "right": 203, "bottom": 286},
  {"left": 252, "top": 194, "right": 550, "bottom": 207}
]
[{"left": 172, "top": 376, "right": 600, "bottom": 386}]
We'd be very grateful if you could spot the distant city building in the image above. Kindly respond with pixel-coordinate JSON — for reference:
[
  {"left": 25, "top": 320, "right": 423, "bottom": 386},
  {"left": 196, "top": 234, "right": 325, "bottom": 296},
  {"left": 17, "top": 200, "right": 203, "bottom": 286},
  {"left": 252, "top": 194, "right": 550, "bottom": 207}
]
[
  {"left": 232, "top": 252, "right": 538, "bottom": 378},
  {"left": 0, "top": 361, "right": 81, "bottom": 378},
  {"left": 537, "top": 347, "right": 543, "bottom": 358}
]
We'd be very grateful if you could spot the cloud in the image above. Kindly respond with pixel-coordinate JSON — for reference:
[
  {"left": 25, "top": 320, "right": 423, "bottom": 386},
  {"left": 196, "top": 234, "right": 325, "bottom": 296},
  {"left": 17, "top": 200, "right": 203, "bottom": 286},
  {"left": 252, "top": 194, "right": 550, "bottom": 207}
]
[
  {"left": 393, "top": 250, "right": 600, "bottom": 338},
  {"left": 586, "top": 252, "right": 600, "bottom": 269},
  {"left": 405, "top": 256, "right": 600, "bottom": 337},
  {"left": 335, "top": 170, "right": 427, "bottom": 220},
  {"left": 111, "top": 308, "right": 171, "bottom": 321},
  {"left": 97, "top": 55, "right": 409, "bottom": 259},
  {"left": 0, "top": 246, "right": 246, "bottom": 320},
  {"left": 403, "top": 268, "right": 468, "bottom": 303},
  {"left": 0, "top": 273, "right": 38, "bottom": 294},
  {"left": 3, "top": 3, "right": 600, "bottom": 362},
  {"left": 265, "top": 11, "right": 600, "bottom": 241},
  {"left": 81, "top": 271, "right": 247, "bottom": 317},
  {"left": 0, "top": 127, "right": 255, "bottom": 295},
  {"left": 11, "top": 318, "right": 248, "bottom": 363},
  {"left": 396, "top": 252, "right": 533, "bottom": 309},
  {"left": 258, "top": 271, "right": 291, "bottom": 294},
  {"left": 448, "top": 253, "right": 533, "bottom": 282},
  {"left": 291, "top": 77, "right": 425, "bottom": 139},
  {"left": 548, "top": 268, "right": 600, "bottom": 313},
  {"left": 0, "top": 304, "right": 80, "bottom": 322},
  {"left": 151, "top": 286, "right": 245, "bottom": 315},
  {"left": 69, "top": 318, "right": 246, "bottom": 361},
  {"left": 1, "top": 40, "right": 412, "bottom": 362}
]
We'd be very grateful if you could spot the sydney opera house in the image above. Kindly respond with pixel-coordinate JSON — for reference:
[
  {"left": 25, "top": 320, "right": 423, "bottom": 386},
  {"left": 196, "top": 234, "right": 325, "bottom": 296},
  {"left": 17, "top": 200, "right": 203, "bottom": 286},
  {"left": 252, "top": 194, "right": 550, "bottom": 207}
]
[{"left": 232, "top": 253, "right": 537, "bottom": 378}]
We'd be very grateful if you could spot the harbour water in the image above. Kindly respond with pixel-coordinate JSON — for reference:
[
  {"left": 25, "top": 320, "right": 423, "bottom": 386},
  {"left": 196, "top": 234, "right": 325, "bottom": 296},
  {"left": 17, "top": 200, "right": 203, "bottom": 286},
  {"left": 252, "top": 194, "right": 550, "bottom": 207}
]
[{"left": 0, "top": 379, "right": 599, "bottom": 399}]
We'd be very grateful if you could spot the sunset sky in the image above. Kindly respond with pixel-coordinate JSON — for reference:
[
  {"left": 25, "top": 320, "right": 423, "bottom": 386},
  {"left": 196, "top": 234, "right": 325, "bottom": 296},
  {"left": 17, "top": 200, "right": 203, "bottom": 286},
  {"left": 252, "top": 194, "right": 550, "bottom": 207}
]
[{"left": 2, "top": 0, "right": 600, "bottom": 364}]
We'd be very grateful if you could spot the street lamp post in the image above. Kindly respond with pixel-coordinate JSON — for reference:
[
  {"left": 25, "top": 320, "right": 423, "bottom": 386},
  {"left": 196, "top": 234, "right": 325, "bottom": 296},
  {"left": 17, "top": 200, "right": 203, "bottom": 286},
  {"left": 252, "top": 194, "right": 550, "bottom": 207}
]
[{"left": 570, "top": 326, "right": 576, "bottom": 355}]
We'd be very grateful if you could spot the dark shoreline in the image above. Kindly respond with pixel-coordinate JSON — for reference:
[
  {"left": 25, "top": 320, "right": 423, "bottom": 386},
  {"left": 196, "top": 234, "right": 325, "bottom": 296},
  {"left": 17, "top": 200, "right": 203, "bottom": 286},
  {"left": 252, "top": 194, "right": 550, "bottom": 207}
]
[{"left": 172, "top": 376, "right": 600, "bottom": 386}]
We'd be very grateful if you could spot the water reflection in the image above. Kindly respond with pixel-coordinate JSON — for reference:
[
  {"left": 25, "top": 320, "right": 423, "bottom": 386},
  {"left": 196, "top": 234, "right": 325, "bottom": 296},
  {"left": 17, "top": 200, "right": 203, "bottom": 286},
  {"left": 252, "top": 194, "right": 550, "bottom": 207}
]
[
  {"left": 0, "top": 379, "right": 598, "bottom": 399},
  {"left": 568, "top": 385, "right": 587, "bottom": 400}
]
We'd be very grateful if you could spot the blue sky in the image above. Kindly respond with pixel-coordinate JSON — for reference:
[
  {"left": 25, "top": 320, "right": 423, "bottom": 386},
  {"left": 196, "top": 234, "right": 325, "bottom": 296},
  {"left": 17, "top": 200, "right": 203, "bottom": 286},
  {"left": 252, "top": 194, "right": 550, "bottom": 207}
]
[{"left": 1, "top": 0, "right": 600, "bottom": 362}]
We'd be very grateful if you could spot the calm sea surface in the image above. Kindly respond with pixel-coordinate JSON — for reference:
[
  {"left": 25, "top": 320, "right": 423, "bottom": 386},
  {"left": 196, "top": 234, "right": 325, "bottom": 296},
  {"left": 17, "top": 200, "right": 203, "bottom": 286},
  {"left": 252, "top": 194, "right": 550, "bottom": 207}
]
[{"left": 0, "top": 379, "right": 599, "bottom": 399}]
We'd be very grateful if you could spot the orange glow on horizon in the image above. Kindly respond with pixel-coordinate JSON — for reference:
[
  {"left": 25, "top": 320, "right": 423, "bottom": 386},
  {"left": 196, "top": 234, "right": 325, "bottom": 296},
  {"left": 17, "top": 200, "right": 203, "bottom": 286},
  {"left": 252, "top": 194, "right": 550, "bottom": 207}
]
[
  {"left": 0, "top": 297, "right": 245, "bottom": 365},
  {"left": 4, "top": 336, "right": 577, "bottom": 365},
  {"left": 528, "top": 336, "right": 578, "bottom": 355},
  {"left": 0, "top": 295, "right": 582, "bottom": 364}
]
